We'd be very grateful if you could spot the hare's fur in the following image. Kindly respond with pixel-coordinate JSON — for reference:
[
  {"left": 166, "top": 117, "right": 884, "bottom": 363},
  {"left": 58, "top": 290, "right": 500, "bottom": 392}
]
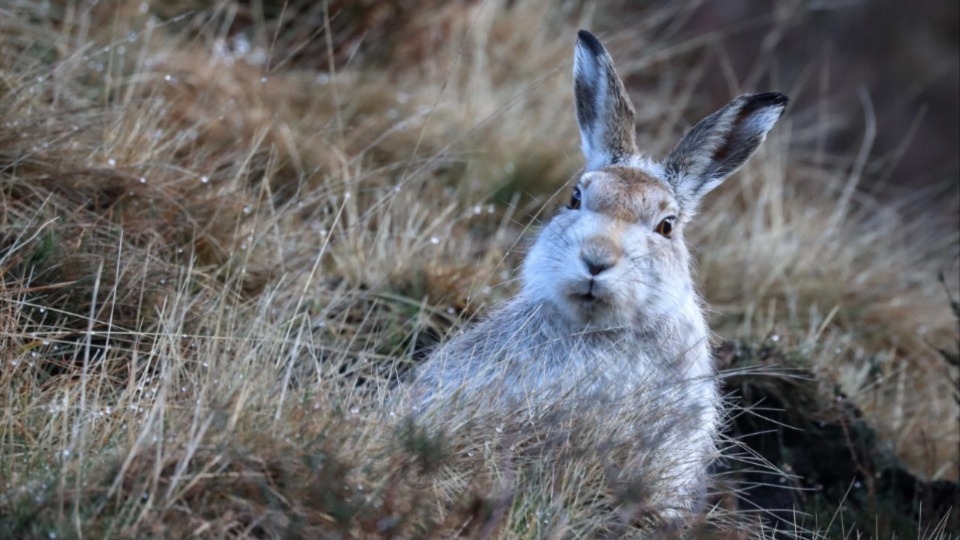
[{"left": 402, "top": 30, "right": 787, "bottom": 521}]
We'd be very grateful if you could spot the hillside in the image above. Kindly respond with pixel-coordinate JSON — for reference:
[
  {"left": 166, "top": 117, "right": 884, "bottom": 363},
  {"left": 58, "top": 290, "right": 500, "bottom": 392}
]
[{"left": 1, "top": 1, "right": 957, "bottom": 537}]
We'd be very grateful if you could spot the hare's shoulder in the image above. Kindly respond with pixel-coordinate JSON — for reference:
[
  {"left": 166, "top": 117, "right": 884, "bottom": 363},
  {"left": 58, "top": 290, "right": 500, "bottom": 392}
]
[{"left": 426, "top": 301, "right": 564, "bottom": 364}]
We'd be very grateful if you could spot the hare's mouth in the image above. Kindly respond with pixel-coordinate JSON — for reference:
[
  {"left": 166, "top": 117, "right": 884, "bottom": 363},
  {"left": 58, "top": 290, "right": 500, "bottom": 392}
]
[
  {"left": 560, "top": 278, "right": 618, "bottom": 325},
  {"left": 566, "top": 279, "right": 612, "bottom": 307}
]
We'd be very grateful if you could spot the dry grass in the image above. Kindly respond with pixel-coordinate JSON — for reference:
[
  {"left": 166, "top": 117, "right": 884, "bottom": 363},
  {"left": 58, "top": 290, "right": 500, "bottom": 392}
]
[{"left": 1, "top": 0, "right": 957, "bottom": 537}]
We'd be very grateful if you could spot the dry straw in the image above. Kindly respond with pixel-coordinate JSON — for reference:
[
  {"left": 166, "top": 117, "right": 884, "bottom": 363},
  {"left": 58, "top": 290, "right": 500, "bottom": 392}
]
[{"left": 0, "top": 0, "right": 956, "bottom": 538}]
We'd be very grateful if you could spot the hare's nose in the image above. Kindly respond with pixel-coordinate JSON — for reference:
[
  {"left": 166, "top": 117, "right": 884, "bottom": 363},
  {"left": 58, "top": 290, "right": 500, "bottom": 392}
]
[
  {"left": 580, "top": 236, "right": 621, "bottom": 276},
  {"left": 585, "top": 259, "right": 613, "bottom": 276}
]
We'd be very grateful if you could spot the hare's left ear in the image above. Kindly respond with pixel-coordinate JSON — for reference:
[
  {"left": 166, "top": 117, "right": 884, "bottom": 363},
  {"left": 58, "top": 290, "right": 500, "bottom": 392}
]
[
  {"left": 574, "top": 30, "right": 638, "bottom": 171},
  {"left": 664, "top": 93, "right": 787, "bottom": 211}
]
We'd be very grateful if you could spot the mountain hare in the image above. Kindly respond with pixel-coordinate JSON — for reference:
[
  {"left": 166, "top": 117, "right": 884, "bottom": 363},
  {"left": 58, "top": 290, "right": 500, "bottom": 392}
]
[{"left": 403, "top": 30, "right": 787, "bottom": 521}]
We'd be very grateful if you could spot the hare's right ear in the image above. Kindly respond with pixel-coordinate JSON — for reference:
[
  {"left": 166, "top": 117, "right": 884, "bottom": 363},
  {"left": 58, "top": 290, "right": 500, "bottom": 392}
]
[
  {"left": 664, "top": 93, "right": 788, "bottom": 212},
  {"left": 574, "top": 30, "right": 638, "bottom": 171}
]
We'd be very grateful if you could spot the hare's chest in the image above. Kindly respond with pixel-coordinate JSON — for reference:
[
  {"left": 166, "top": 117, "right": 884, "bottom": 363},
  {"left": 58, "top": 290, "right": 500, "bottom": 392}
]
[{"left": 518, "top": 342, "right": 656, "bottom": 397}]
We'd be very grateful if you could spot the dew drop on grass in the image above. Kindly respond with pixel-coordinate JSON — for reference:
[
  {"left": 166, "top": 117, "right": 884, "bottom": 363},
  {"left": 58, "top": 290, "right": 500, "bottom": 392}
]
[
  {"left": 242, "top": 206, "right": 251, "bottom": 215},
  {"left": 164, "top": 74, "right": 173, "bottom": 83},
  {"left": 200, "top": 175, "right": 209, "bottom": 184},
  {"left": 107, "top": 158, "right": 116, "bottom": 167},
  {"left": 429, "top": 237, "right": 439, "bottom": 245},
  {"left": 39, "top": 307, "right": 46, "bottom": 313}
]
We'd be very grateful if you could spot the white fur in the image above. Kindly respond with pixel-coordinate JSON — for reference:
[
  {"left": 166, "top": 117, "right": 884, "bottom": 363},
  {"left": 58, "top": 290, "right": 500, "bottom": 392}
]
[{"left": 401, "top": 30, "right": 786, "bottom": 523}]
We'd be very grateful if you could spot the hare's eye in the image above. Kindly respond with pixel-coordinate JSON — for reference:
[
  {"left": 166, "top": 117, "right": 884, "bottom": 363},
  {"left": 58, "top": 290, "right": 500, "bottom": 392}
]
[
  {"left": 568, "top": 187, "right": 582, "bottom": 210},
  {"left": 655, "top": 217, "right": 675, "bottom": 237}
]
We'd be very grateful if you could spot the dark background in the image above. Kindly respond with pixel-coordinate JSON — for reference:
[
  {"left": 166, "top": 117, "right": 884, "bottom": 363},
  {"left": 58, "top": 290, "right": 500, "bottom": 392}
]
[{"left": 634, "top": 0, "right": 958, "bottom": 204}]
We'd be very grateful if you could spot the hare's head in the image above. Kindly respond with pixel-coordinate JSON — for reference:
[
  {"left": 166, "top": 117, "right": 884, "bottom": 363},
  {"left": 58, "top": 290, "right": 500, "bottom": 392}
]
[{"left": 520, "top": 30, "right": 787, "bottom": 328}]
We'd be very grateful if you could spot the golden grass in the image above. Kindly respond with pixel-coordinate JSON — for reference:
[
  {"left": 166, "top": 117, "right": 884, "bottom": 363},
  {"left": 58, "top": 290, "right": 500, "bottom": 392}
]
[{"left": 1, "top": 0, "right": 957, "bottom": 537}]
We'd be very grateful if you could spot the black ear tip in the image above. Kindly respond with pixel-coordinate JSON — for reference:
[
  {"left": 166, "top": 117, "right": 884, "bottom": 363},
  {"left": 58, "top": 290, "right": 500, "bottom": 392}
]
[
  {"left": 752, "top": 92, "right": 789, "bottom": 108},
  {"left": 741, "top": 92, "right": 789, "bottom": 117},
  {"left": 576, "top": 29, "right": 605, "bottom": 56}
]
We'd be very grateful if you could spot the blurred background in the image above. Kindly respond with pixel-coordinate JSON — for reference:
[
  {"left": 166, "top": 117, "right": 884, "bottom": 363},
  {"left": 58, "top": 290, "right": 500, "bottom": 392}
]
[
  {"left": 680, "top": 0, "right": 958, "bottom": 206},
  {"left": 318, "top": 0, "right": 960, "bottom": 208}
]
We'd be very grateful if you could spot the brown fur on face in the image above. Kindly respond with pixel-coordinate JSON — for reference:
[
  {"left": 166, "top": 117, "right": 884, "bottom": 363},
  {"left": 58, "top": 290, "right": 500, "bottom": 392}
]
[{"left": 580, "top": 166, "right": 677, "bottom": 224}]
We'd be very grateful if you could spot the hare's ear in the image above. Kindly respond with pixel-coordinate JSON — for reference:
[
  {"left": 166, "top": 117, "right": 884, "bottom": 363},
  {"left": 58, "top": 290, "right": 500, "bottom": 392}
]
[
  {"left": 574, "top": 30, "right": 638, "bottom": 171},
  {"left": 664, "top": 93, "right": 787, "bottom": 211}
]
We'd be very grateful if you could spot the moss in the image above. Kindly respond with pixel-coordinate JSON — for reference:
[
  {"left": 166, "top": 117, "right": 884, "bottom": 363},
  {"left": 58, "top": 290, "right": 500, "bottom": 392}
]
[{"left": 721, "top": 339, "right": 960, "bottom": 536}]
